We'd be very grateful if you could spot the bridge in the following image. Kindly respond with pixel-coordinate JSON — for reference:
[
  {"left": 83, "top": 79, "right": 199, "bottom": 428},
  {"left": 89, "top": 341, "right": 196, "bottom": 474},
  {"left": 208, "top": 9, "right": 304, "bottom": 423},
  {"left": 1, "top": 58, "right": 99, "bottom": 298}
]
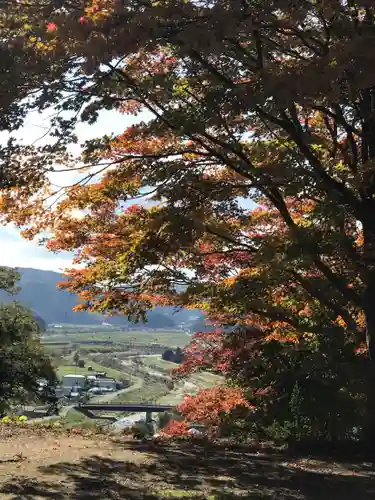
[{"left": 74, "top": 403, "right": 174, "bottom": 424}]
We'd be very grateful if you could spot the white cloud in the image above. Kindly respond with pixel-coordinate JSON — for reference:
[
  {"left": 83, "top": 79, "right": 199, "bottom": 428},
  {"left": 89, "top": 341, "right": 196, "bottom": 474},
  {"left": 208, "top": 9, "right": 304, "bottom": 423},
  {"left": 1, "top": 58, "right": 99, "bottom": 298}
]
[{"left": 0, "top": 226, "right": 74, "bottom": 272}]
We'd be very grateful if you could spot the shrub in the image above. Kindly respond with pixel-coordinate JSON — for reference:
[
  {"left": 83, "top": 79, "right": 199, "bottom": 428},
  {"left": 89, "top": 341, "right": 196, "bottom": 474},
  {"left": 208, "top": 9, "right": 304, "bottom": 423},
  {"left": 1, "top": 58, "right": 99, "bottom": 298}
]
[
  {"left": 131, "top": 421, "right": 154, "bottom": 439},
  {"left": 1, "top": 415, "right": 28, "bottom": 425},
  {"left": 162, "top": 420, "right": 190, "bottom": 437},
  {"left": 157, "top": 411, "right": 183, "bottom": 430}
]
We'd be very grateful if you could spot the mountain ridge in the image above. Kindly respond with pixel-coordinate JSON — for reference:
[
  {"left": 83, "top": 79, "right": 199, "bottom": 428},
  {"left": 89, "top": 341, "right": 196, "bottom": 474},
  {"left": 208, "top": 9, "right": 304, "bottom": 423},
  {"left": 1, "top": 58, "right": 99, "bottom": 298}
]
[{"left": 0, "top": 267, "right": 204, "bottom": 329}]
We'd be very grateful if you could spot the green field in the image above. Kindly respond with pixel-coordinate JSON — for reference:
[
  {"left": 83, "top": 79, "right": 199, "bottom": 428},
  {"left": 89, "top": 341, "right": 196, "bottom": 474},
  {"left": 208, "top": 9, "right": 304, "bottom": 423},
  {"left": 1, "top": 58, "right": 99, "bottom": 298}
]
[
  {"left": 56, "top": 360, "right": 126, "bottom": 381},
  {"left": 111, "top": 381, "right": 170, "bottom": 404},
  {"left": 46, "top": 329, "right": 220, "bottom": 415},
  {"left": 43, "top": 328, "right": 191, "bottom": 348},
  {"left": 141, "top": 356, "right": 178, "bottom": 372},
  {"left": 140, "top": 356, "right": 223, "bottom": 386},
  {"left": 137, "top": 355, "right": 224, "bottom": 406}
]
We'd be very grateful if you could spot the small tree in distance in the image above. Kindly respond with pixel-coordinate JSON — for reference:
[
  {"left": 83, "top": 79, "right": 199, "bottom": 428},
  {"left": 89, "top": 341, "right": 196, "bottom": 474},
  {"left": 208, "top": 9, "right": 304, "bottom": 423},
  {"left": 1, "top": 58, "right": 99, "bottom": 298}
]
[
  {"left": 162, "top": 350, "right": 174, "bottom": 362},
  {"left": 73, "top": 351, "right": 80, "bottom": 367}
]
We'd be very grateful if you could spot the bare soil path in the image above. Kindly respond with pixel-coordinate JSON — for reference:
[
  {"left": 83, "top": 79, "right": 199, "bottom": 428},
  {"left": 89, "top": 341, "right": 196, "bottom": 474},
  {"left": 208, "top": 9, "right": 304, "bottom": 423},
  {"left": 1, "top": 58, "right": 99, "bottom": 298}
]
[{"left": 1, "top": 426, "right": 375, "bottom": 499}]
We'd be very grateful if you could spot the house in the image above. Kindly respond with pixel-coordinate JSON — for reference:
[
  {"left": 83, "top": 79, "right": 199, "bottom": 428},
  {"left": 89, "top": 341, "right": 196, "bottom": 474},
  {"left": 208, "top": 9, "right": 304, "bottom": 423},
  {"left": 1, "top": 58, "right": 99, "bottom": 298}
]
[
  {"left": 86, "top": 375, "right": 97, "bottom": 385},
  {"left": 94, "top": 378, "right": 117, "bottom": 391},
  {"left": 62, "top": 375, "right": 87, "bottom": 389}
]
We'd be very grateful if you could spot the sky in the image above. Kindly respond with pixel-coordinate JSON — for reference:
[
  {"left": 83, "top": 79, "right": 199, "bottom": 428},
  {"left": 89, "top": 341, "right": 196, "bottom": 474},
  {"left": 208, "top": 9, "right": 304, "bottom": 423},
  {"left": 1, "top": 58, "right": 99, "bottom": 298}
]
[
  {"left": 0, "top": 108, "right": 147, "bottom": 273},
  {"left": 1, "top": 107, "right": 255, "bottom": 273}
]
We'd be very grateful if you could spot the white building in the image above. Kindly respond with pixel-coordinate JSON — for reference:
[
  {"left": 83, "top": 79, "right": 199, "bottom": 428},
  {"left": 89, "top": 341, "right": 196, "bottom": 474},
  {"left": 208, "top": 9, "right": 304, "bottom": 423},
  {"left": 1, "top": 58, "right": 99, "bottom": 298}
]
[
  {"left": 62, "top": 375, "right": 87, "bottom": 389},
  {"left": 94, "top": 378, "right": 117, "bottom": 391}
]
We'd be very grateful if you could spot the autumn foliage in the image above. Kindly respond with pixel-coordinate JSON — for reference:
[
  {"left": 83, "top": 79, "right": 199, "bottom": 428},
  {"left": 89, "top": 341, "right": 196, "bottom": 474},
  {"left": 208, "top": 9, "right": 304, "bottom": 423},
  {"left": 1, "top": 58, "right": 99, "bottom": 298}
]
[
  {"left": 163, "top": 386, "right": 253, "bottom": 438},
  {"left": 2, "top": 1, "right": 375, "bottom": 443}
]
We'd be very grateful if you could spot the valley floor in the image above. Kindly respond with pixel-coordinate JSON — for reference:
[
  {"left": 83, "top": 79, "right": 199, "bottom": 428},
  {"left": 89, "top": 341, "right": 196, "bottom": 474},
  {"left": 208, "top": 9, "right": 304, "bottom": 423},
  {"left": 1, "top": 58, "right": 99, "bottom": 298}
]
[{"left": 0, "top": 426, "right": 375, "bottom": 499}]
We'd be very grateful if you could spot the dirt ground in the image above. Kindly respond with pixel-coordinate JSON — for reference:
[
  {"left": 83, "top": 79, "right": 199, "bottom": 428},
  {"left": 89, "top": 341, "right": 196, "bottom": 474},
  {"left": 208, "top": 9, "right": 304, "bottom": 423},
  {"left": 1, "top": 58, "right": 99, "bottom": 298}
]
[{"left": 1, "top": 426, "right": 375, "bottom": 499}]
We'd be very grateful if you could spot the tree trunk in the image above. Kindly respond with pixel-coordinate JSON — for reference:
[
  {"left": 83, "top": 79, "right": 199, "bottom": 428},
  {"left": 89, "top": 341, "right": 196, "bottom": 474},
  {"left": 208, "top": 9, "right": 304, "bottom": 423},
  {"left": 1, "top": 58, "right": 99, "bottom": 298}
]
[
  {"left": 362, "top": 222, "right": 375, "bottom": 444},
  {"left": 360, "top": 87, "right": 375, "bottom": 444}
]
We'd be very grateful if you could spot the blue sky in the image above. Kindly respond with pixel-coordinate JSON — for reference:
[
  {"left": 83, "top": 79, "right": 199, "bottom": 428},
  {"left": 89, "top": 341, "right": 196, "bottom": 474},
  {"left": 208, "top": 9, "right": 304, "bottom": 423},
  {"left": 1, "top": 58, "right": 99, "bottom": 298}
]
[{"left": 0, "top": 109, "right": 146, "bottom": 272}]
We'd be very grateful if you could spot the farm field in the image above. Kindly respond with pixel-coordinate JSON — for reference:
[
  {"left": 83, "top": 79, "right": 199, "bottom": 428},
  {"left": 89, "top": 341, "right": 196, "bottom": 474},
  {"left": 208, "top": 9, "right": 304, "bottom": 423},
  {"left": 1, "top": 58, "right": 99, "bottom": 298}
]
[
  {"left": 141, "top": 356, "right": 223, "bottom": 387},
  {"left": 42, "top": 327, "right": 191, "bottom": 347},
  {"left": 38, "top": 323, "right": 223, "bottom": 431},
  {"left": 46, "top": 327, "right": 194, "bottom": 386},
  {"left": 56, "top": 360, "right": 126, "bottom": 381},
  {"left": 141, "top": 356, "right": 178, "bottom": 372},
  {"left": 111, "top": 380, "right": 170, "bottom": 405},
  {"left": 135, "top": 356, "right": 223, "bottom": 406}
]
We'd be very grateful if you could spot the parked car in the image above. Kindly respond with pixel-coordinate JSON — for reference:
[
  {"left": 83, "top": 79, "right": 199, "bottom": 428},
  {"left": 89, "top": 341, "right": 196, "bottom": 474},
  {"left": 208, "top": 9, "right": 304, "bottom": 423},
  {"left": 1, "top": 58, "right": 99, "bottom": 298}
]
[{"left": 87, "top": 387, "right": 102, "bottom": 395}]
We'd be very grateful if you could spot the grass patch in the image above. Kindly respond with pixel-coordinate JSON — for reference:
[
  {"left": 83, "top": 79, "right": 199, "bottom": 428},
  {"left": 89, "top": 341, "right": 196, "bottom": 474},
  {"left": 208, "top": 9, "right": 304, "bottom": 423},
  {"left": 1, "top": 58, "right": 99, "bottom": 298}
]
[
  {"left": 141, "top": 356, "right": 224, "bottom": 386},
  {"left": 28, "top": 409, "right": 103, "bottom": 431},
  {"left": 60, "top": 409, "right": 102, "bottom": 430},
  {"left": 111, "top": 381, "right": 170, "bottom": 404},
  {"left": 141, "top": 356, "right": 177, "bottom": 373},
  {"left": 44, "top": 328, "right": 190, "bottom": 347},
  {"left": 53, "top": 409, "right": 103, "bottom": 431},
  {"left": 56, "top": 360, "right": 126, "bottom": 381}
]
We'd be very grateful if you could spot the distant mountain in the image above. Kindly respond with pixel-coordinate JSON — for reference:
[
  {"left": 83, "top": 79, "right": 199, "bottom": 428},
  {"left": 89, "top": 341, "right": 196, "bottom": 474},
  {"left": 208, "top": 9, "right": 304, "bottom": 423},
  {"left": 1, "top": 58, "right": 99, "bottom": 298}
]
[
  {"left": 0, "top": 267, "right": 204, "bottom": 329},
  {"left": 0, "top": 267, "right": 97, "bottom": 325}
]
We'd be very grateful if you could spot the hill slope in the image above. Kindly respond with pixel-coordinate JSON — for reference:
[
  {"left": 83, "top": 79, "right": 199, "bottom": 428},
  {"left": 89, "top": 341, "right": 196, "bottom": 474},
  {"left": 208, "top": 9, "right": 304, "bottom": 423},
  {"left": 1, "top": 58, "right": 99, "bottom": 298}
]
[
  {"left": 0, "top": 267, "right": 204, "bottom": 328},
  {"left": 0, "top": 268, "right": 99, "bottom": 325}
]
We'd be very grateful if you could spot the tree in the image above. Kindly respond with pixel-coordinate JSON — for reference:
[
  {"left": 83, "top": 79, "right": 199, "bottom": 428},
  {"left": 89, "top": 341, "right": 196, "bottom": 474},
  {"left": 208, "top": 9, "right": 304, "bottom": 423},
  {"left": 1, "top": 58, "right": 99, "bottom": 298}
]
[
  {"left": 174, "top": 347, "right": 184, "bottom": 364},
  {"left": 3, "top": 1, "right": 375, "bottom": 440},
  {"left": 174, "top": 319, "right": 368, "bottom": 442},
  {"left": 31, "top": 310, "right": 46, "bottom": 332},
  {"left": 77, "top": 358, "right": 85, "bottom": 368},
  {"left": 0, "top": 268, "right": 56, "bottom": 414},
  {"left": 73, "top": 351, "right": 80, "bottom": 366},
  {"left": 0, "top": 2, "right": 76, "bottom": 193},
  {"left": 164, "top": 386, "right": 253, "bottom": 438},
  {"left": 162, "top": 349, "right": 174, "bottom": 362}
]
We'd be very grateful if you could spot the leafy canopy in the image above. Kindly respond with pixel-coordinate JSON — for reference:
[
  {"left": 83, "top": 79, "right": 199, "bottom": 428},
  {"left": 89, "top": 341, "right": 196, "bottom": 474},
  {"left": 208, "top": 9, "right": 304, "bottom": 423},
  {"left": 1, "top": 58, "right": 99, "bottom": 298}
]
[{"left": 2, "top": 0, "right": 375, "bottom": 438}]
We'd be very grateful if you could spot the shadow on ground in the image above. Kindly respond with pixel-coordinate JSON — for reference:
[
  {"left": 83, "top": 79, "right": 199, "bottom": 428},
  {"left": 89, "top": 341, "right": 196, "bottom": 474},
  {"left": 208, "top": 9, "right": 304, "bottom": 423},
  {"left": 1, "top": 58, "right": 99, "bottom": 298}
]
[{"left": 2, "top": 440, "right": 375, "bottom": 499}]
